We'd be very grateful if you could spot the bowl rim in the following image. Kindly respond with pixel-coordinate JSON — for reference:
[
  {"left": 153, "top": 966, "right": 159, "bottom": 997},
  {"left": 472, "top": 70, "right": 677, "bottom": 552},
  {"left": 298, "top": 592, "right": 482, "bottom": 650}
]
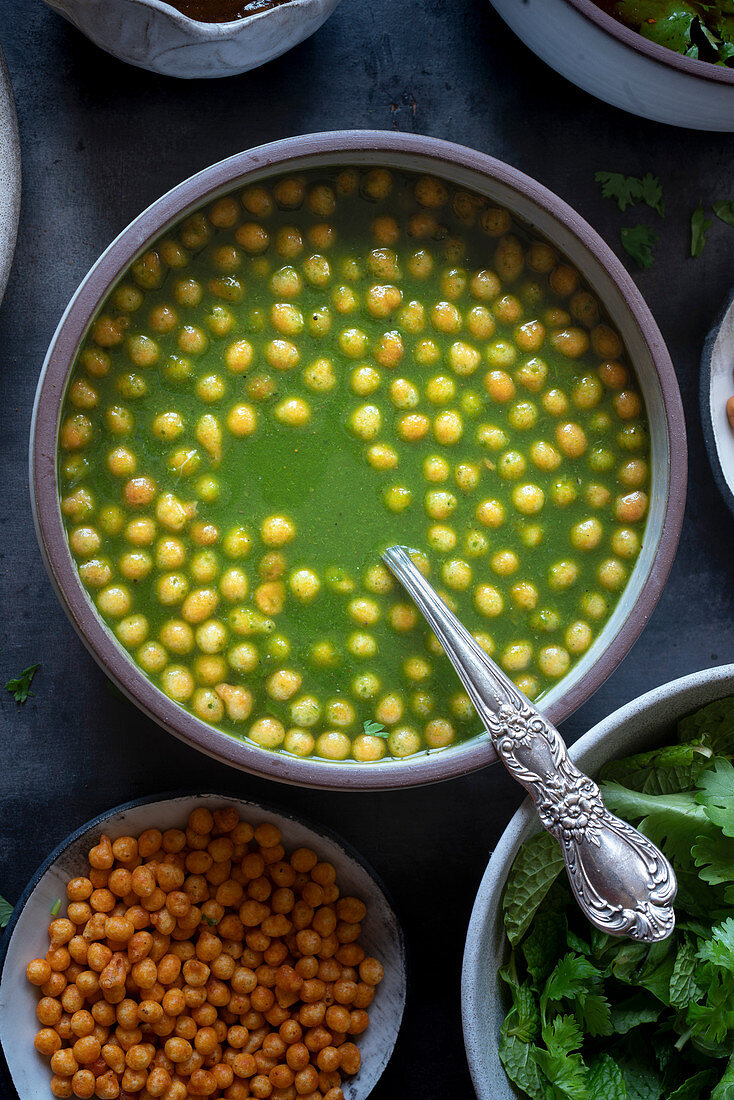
[
  {"left": 566, "top": 0, "right": 734, "bottom": 85},
  {"left": 700, "top": 286, "right": 734, "bottom": 521},
  {"left": 461, "top": 660, "right": 734, "bottom": 1099},
  {"left": 0, "top": 788, "right": 407, "bottom": 1099},
  {"left": 30, "top": 129, "right": 687, "bottom": 791},
  {"left": 113, "top": 0, "right": 330, "bottom": 33}
]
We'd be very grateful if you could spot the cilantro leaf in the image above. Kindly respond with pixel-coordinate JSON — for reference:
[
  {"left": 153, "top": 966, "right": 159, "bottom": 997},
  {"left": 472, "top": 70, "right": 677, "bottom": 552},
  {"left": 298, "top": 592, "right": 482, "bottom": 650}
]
[
  {"left": 595, "top": 170, "right": 665, "bottom": 215},
  {"left": 600, "top": 780, "right": 710, "bottom": 868},
  {"left": 576, "top": 992, "right": 612, "bottom": 1037},
  {"left": 678, "top": 697, "right": 734, "bottom": 755},
  {"left": 621, "top": 225, "right": 659, "bottom": 269},
  {"left": 691, "top": 202, "right": 713, "bottom": 257},
  {"left": 697, "top": 917, "right": 734, "bottom": 972},
  {"left": 714, "top": 201, "right": 734, "bottom": 228},
  {"left": 535, "top": 1015, "right": 588, "bottom": 1099},
  {"left": 362, "top": 720, "right": 388, "bottom": 738},
  {"left": 541, "top": 953, "right": 600, "bottom": 1013},
  {"left": 0, "top": 894, "right": 13, "bottom": 928},
  {"left": 502, "top": 830, "right": 564, "bottom": 945},
  {"left": 639, "top": 173, "right": 666, "bottom": 217},
  {"left": 596, "top": 170, "right": 643, "bottom": 212},
  {"left": 4, "top": 664, "right": 40, "bottom": 704}
]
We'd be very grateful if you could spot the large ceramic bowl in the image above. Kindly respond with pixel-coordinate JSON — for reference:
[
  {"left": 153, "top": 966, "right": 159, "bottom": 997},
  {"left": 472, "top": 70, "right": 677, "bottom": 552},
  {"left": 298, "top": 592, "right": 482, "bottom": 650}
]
[
  {"left": 701, "top": 287, "right": 734, "bottom": 521},
  {"left": 30, "top": 130, "right": 687, "bottom": 791},
  {"left": 489, "top": 0, "right": 734, "bottom": 130},
  {"left": 462, "top": 661, "right": 734, "bottom": 1099},
  {"left": 0, "top": 791, "right": 406, "bottom": 1100},
  {"left": 0, "top": 43, "right": 21, "bottom": 305},
  {"left": 41, "top": 0, "right": 343, "bottom": 79}
]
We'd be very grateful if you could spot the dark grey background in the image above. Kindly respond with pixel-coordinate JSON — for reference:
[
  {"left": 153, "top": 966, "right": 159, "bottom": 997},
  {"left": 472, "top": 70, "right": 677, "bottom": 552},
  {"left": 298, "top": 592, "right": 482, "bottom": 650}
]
[{"left": 1, "top": 0, "right": 733, "bottom": 1094}]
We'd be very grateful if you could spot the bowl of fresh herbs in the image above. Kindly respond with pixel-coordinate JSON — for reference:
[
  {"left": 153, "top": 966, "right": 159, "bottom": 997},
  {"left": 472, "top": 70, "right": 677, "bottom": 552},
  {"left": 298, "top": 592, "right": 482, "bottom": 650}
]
[{"left": 462, "top": 662, "right": 734, "bottom": 1099}]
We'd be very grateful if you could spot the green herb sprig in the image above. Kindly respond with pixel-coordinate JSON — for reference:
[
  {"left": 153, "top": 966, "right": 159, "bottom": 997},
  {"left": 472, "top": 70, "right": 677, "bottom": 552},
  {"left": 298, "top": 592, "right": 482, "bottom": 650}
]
[
  {"left": 499, "top": 696, "right": 734, "bottom": 1099},
  {"left": 5, "top": 664, "right": 40, "bottom": 704}
]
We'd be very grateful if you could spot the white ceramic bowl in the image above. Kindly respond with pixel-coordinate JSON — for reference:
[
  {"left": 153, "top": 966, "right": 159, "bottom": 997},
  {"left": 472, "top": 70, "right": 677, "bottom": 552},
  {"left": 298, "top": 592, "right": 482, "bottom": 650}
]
[
  {"left": 41, "top": 0, "right": 343, "bottom": 78},
  {"left": 701, "top": 288, "right": 734, "bottom": 520},
  {"left": 461, "top": 661, "right": 734, "bottom": 1098},
  {"left": 0, "top": 792, "right": 406, "bottom": 1099},
  {"left": 489, "top": 0, "right": 734, "bottom": 130},
  {"left": 0, "top": 43, "right": 21, "bottom": 304}
]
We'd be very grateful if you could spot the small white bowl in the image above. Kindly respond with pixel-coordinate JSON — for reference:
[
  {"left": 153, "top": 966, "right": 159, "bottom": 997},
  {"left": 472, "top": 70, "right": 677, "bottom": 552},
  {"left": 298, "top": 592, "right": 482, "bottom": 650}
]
[
  {"left": 41, "top": 0, "right": 344, "bottom": 78},
  {"left": 489, "top": 0, "right": 734, "bottom": 130},
  {"left": 701, "top": 288, "right": 734, "bottom": 520},
  {"left": 0, "top": 792, "right": 406, "bottom": 1100},
  {"left": 461, "top": 661, "right": 734, "bottom": 1099}
]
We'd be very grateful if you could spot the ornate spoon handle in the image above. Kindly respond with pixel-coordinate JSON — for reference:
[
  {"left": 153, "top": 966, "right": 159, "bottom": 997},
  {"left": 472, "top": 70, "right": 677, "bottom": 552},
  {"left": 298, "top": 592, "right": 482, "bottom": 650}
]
[{"left": 382, "top": 546, "right": 677, "bottom": 943}]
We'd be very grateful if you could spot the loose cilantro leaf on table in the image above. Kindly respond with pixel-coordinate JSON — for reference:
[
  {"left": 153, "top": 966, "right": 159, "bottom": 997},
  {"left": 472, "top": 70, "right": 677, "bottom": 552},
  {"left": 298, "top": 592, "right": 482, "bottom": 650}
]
[
  {"left": 595, "top": 171, "right": 665, "bottom": 215},
  {"left": 498, "top": 695, "right": 734, "bottom": 1099},
  {"left": 714, "top": 201, "right": 734, "bottom": 228},
  {"left": 4, "top": 663, "right": 39, "bottom": 704},
  {"left": 691, "top": 201, "right": 713, "bottom": 257},
  {"left": 0, "top": 894, "right": 13, "bottom": 928},
  {"left": 621, "top": 225, "right": 659, "bottom": 269}
]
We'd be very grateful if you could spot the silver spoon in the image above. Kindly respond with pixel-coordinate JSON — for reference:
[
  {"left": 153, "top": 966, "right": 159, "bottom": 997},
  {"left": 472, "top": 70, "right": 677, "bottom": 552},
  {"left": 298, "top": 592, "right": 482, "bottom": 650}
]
[{"left": 382, "top": 545, "right": 677, "bottom": 943}]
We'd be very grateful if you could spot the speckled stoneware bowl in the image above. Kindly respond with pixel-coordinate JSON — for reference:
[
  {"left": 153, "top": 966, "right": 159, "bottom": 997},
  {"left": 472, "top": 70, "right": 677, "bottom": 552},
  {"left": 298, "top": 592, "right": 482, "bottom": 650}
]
[
  {"left": 701, "top": 288, "right": 734, "bottom": 520},
  {"left": 489, "top": 0, "right": 734, "bottom": 130},
  {"left": 0, "top": 43, "right": 21, "bottom": 304},
  {"left": 41, "top": 0, "right": 343, "bottom": 79},
  {"left": 30, "top": 131, "right": 687, "bottom": 791},
  {"left": 462, "top": 662, "right": 734, "bottom": 1099},
  {"left": 0, "top": 792, "right": 406, "bottom": 1100}
]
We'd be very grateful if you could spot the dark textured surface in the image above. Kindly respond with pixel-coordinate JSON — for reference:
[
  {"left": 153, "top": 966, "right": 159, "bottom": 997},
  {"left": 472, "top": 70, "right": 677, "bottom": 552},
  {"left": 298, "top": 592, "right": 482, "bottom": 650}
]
[{"left": 1, "top": 0, "right": 733, "bottom": 1094}]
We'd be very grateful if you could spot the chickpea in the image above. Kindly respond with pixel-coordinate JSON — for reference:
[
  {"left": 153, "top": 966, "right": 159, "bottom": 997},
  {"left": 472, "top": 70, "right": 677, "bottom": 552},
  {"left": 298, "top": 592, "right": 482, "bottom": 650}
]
[
  {"left": 383, "top": 485, "right": 412, "bottom": 512},
  {"left": 548, "top": 560, "right": 579, "bottom": 590},
  {"left": 249, "top": 717, "right": 286, "bottom": 750},
  {"left": 512, "top": 483, "right": 544, "bottom": 515},
  {"left": 616, "top": 491, "right": 648, "bottom": 523},
  {"left": 261, "top": 516, "right": 295, "bottom": 547},
  {"left": 475, "top": 584, "right": 503, "bottom": 617},
  {"left": 275, "top": 397, "right": 311, "bottom": 427},
  {"left": 538, "top": 645, "right": 571, "bottom": 678},
  {"left": 476, "top": 498, "right": 505, "bottom": 528},
  {"left": 598, "top": 557, "right": 627, "bottom": 591}
]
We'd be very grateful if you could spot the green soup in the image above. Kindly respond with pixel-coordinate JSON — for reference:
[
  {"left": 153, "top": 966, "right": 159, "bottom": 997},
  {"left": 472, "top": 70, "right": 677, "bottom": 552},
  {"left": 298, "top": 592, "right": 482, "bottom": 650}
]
[{"left": 57, "top": 166, "right": 650, "bottom": 763}]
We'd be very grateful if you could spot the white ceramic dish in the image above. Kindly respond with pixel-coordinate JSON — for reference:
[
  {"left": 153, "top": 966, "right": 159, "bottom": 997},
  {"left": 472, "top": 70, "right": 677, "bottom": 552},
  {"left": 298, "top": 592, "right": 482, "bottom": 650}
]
[
  {"left": 0, "top": 43, "right": 21, "bottom": 304},
  {"left": 0, "top": 792, "right": 406, "bottom": 1099},
  {"left": 489, "top": 0, "right": 734, "bottom": 130},
  {"left": 41, "top": 0, "right": 343, "bottom": 78},
  {"left": 701, "top": 288, "right": 734, "bottom": 520},
  {"left": 461, "top": 661, "right": 734, "bottom": 1099}
]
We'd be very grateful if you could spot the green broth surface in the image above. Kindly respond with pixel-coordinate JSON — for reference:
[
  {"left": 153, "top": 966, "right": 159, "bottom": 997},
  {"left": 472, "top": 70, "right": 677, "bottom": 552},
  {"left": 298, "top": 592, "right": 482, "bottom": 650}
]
[{"left": 57, "top": 166, "right": 651, "bottom": 763}]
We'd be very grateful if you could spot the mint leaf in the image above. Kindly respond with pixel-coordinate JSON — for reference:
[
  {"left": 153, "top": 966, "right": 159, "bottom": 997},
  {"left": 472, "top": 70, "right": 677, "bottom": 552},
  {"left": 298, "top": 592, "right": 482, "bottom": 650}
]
[
  {"left": 521, "top": 885, "right": 568, "bottom": 987},
  {"left": 712, "top": 1056, "right": 734, "bottom": 1100},
  {"left": 691, "top": 202, "right": 713, "bottom": 258},
  {"left": 669, "top": 1070, "right": 714, "bottom": 1100},
  {"left": 714, "top": 201, "right": 734, "bottom": 228},
  {"left": 502, "top": 830, "right": 564, "bottom": 946},
  {"left": 678, "top": 697, "right": 734, "bottom": 754},
  {"left": 588, "top": 1054, "right": 627, "bottom": 1100},
  {"left": 599, "top": 742, "right": 712, "bottom": 795},
  {"left": 670, "top": 937, "right": 702, "bottom": 1009},
  {"left": 610, "top": 991, "right": 662, "bottom": 1033},
  {"left": 498, "top": 1032, "right": 545, "bottom": 1100},
  {"left": 4, "top": 664, "right": 40, "bottom": 704},
  {"left": 696, "top": 757, "right": 734, "bottom": 836},
  {"left": 0, "top": 894, "right": 13, "bottom": 928},
  {"left": 621, "top": 225, "right": 659, "bottom": 269}
]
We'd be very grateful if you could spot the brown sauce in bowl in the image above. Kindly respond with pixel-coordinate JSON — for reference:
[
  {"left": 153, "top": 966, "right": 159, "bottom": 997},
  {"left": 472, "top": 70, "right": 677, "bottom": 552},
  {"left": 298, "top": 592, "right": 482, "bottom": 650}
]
[{"left": 166, "top": 0, "right": 289, "bottom": 22}]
